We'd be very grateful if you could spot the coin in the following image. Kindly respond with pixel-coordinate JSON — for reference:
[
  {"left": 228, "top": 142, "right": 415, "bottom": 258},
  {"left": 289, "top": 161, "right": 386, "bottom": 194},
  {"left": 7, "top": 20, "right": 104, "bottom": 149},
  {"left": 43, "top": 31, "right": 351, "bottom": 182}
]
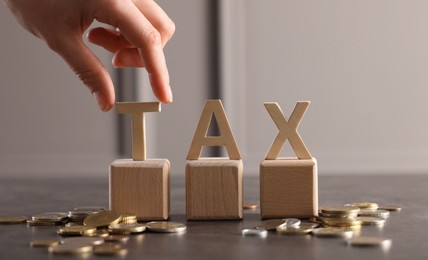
[
  {"left": 109, "top": 223, "right": 146, "bottom": 234},
  {"left": 378, "top": 205, "right": 402, "bottom": 212},
  {"left": 256, "top": 219, "right": 285, "bottom": 231},
  {"left": 119, "top": 213, "right": 138, "bottom": 224},
  {"left": 356, "top": 217, "right": 386, "bottom": 226},
  {"left": 276, "top": 226, "right": 313, "bottom": 235},
  {"left": 300, "top": 222, "right": 319, "bottom": 229},
  {"left": 48, "top": 244, "right": 93, "bottom": 254},
  {"left": 83, "top": 229, "right": 110, "bottom": 238},
  {"left": 93, "top": 243, "right": 128, "bottom": 256},
  {"left": 242, "top": 228, "right": 268, "bottom": 237},
  {"left": 30, "top": 240, "right": 60, "bottom": 248},
  {"left": 83, "top": 210, "right": 121, "bottom": 228},
  {"left": 27, "top": 219, "right": 63, "bottom": 226},
  {"left": 347, "top": 202, "right": 379, "bottom": 210},
  {"left": 358, "top": 209, "right": 390, "bottom": 219},
  {"left": 347, "top": 236, "right": 392, "bottom": 247},
  {"left": 243, "top": 204, "right": 258, "bottom": 210},
  {"left": 312, "top": 228, "right": 353, "bottom": 238},
  {"left": 319, "top": 212, "right": 358, "bottom": 219},
  {"left": 280, "top": 218, "right": 301, "bottom": 227},
  {"left": 322, "top": 218, "right": 362, "bottom": 228},
  {"left": 0, "top": 216, "right": 28, "bottom": 224},
  {"left": 57, "top": 226, "right": 97, "bottom": 236},
  {"left": 321, "top": 206, "right": 360, "bottom": 215},
  {"left": 32, "top": 213, "right": 68, "bottom": 222},
  {"left": 61, "top": 237, "right": 105, "bottom": 246},
  {"left": 104, "top": 235, "right": 130, "bottom": 243},
  {"left": 146, "top": 222, "right": 187, "bottom": 233}
]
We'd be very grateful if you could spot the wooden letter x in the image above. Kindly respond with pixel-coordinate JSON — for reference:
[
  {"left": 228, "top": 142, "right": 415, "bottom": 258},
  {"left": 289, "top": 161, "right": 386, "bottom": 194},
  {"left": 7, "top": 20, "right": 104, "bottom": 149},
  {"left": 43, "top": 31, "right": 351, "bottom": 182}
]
[
  {"left": 264, "top": 102, "right": 312, "bottom": 160},
  {"left": 116, "top": 102, "right": 161, "bottom": 161}
]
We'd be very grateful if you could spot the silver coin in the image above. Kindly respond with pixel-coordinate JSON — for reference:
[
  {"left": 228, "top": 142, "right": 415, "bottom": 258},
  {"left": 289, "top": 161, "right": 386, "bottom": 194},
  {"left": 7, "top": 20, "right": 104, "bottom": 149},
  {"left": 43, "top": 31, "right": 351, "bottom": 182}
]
[
  {"left": 356, "top": 217, "right": 386, "bottom": 226},
  {"left": 256, "top": 219, "right": 285, "bottom": 231},
  {"left": 242, "top": 229, "right": 268, "bottom": 238},
  {"left": 146, "top": 222, "right": 187, "bottom": 233},
  {"left": 61, "top": 237, "right": 105, "bottom": 246},
  {"left": 312, "top": 228, "right": 353, "bottom": 238},
  {"left": 358, "top": 209, "right": 390, "bottom": 219},
  {"left": 280, "top": 218, "right": 301, "bottom": 227},
  {"left": 32, "top": 212, "right": 68, "bottom": 222}
]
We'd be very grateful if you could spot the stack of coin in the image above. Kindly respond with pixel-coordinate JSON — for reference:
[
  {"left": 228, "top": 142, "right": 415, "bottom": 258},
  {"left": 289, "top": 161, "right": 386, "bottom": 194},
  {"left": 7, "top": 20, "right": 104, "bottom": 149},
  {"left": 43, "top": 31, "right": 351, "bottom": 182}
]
[
  {"left": 319, "top": 206, "right": 361, "bottom": 228},
  {"left": 119, "top": 213, "right": 138, "bottom": 224},
  {"left": 28, "top": 212, "right": 68, "bottom": 226}
]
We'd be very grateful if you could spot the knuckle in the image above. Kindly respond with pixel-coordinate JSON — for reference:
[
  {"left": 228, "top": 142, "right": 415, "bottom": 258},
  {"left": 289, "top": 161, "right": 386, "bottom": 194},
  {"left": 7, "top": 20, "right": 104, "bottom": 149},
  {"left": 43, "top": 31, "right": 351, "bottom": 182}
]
[
  {"left": 161, "top": 20, "right": 176, "bottom": 40},
  {"left": 146, "top": 28, "right": 162, "bottom": 46}
]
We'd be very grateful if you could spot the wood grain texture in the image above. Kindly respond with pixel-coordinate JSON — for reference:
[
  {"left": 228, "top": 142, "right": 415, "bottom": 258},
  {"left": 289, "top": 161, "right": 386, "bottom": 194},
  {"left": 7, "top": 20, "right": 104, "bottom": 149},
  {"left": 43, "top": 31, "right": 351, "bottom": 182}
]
[
  {"left": 260, "top": 157, "right": 318, "bottom": 219},
  {"left": 186, "top": 158, "right": 243, "bottom": 220},
  {"left": 187, "top": 100, "right": 241, "bottom": 160},
  {"left": 264, "top": 102, "right": 312, "bottom": 160},
  {"left": 109, "top": 159, "right": 170, "bottom": 220},
  {"left": 116, "top": 102, "right": 161, "bottom": 161}
]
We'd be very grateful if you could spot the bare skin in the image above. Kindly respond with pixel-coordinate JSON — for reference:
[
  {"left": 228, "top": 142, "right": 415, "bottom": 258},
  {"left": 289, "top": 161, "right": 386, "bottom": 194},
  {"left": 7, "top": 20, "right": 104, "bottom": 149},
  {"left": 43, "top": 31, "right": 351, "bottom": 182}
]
[{"left": 3, "top": 0, "right": 175, "bottom": 111}]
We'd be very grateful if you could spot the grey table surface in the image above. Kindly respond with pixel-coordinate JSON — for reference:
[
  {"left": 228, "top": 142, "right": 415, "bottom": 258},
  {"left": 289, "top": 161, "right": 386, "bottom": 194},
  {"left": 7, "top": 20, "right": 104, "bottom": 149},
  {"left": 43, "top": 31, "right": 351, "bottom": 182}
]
[{"left": 0, "top": 175, "right": 426, "bottom": 260}]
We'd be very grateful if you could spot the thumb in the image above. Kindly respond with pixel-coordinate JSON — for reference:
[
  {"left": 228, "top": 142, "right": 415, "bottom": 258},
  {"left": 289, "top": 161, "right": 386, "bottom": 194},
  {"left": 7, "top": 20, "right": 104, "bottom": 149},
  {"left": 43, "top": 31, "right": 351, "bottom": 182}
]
[{"left": 51, "top": 37, "right": 115, "bottom": 112}]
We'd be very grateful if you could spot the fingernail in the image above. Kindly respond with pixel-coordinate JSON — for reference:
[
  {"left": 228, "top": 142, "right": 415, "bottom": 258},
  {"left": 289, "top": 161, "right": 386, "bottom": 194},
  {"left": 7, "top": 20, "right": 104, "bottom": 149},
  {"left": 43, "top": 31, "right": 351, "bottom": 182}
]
[
  {"left": 167, "top": 85, "right": 173, "bottom": 103},
  {"left": 92, "top": 91, "right": 109, "bottom": 112}
]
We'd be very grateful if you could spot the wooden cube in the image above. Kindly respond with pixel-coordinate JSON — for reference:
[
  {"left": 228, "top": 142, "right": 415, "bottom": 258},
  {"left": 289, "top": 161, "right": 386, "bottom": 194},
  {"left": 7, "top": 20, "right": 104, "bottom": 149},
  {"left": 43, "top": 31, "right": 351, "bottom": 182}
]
[
  {"left": 186, "top": 158, "right": 243, "bottom": 220},
  {"left": 109, "top": 159, "right": 170, "bottom": 221},
  {"left": 260, "top": 157, "right": 318, "bottom": 219}
]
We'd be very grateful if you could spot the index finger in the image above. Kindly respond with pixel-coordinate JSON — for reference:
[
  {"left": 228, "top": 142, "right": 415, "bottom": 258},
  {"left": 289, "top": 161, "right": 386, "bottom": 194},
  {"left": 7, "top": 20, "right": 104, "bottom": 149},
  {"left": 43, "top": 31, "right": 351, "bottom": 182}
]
[{"left": 93, "top": 0, "right": 172, "bottom": 103}]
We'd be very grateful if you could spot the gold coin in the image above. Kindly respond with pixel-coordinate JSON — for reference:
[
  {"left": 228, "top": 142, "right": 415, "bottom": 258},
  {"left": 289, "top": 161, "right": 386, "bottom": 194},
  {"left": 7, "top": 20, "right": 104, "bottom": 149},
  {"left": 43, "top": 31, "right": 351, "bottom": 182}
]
[
  {"left": 321, "top": 206, "right": 360, "bottom": 215},
  {"left": 48, "top": 244, "right": 93, "bottom": 254},
  {"left": 0, "top": 216, "right": 28, "bottom": 224},
  {"left": 119, "top": 213, "right": 138, "bottom": 224},
  {"left": 61, "top": 237, "right": 105, "bottom": 246},
  {"left": 322, "top": 218, "right": 362, "bottom": 228},
  {"left": 347, "top": 236, "right": 392, "bottom": 247},
  {"left": 243, "top": 204, "right": 258, "bottom": 210},
  {"left": 83, "top": 229, "right": 110, "bottom": 238},
  {"left": 109, "top": 223, "right": 147, "bottom": 234},
  {"left": 356, "top": 217, "right": 386, "bottom": 226},
  {"left": 347, "top": 202, "right": 379, "bottom": 210},
  {"left": 146, "top": 221, "right": 187, "bottom": 233},
  {"left": 83, "top": 210, "right": 121, "bottom": 228},
  {"left": 312, "top": 227, "right": 353, "bottom": 238},
  {"left": 378, "top": 205, "right": 402, "bottom": 212},
  {"left": 57, "top": 226, "right": 97, "bottom": 236},
  {"left": 256, "top": 219, "right": 285, "bottom": 231},
  {"left": 30, "top": 240, "right": 60, "bottom": 248},
  {"left": 94, "top": 243, "right": 128, "bottom": 256},
  {"left": 276, "top": 226, "right": 313, "bottom": 235},
  {"left": 319, "top": 212, "right": 358, "bottom": 219},
  {"left": 104, "top": 235, "right": 130, "bottom": 243}
]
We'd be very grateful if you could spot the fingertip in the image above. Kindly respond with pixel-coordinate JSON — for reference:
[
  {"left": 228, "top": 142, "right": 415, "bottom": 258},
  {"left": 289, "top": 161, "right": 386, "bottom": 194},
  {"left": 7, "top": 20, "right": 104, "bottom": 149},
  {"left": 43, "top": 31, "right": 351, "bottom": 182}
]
[{"left": 92, "top": 91, "right": 115, "bottom": 112}]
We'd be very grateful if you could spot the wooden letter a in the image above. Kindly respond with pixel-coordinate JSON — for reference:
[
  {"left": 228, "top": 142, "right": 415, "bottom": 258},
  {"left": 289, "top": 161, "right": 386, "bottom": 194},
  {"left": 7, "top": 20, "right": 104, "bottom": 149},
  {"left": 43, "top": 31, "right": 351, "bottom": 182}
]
[{"left": 187, "top": 100, "right": 241, "bottom": 160}]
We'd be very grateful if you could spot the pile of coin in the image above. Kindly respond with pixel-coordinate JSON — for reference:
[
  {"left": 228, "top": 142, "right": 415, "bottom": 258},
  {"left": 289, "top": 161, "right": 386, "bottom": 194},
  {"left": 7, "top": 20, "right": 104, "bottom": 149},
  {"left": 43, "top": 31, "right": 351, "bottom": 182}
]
[
  {"left": 0, "top": 206, "right": 187, "bottom": 256},
  {"left": 244, "top": 202, "right": 401, "bottom": 248}
]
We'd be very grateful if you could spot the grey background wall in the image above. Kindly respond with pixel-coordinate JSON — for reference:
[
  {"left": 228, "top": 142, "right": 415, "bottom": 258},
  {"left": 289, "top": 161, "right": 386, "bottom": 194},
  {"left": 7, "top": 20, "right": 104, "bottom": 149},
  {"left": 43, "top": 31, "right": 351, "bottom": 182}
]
[
  {"left": 2, "top": 1, "right": 428, "bottom": 177},
  {"left": 220, "top": 0, "right": 428, "bottom": 175}
]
